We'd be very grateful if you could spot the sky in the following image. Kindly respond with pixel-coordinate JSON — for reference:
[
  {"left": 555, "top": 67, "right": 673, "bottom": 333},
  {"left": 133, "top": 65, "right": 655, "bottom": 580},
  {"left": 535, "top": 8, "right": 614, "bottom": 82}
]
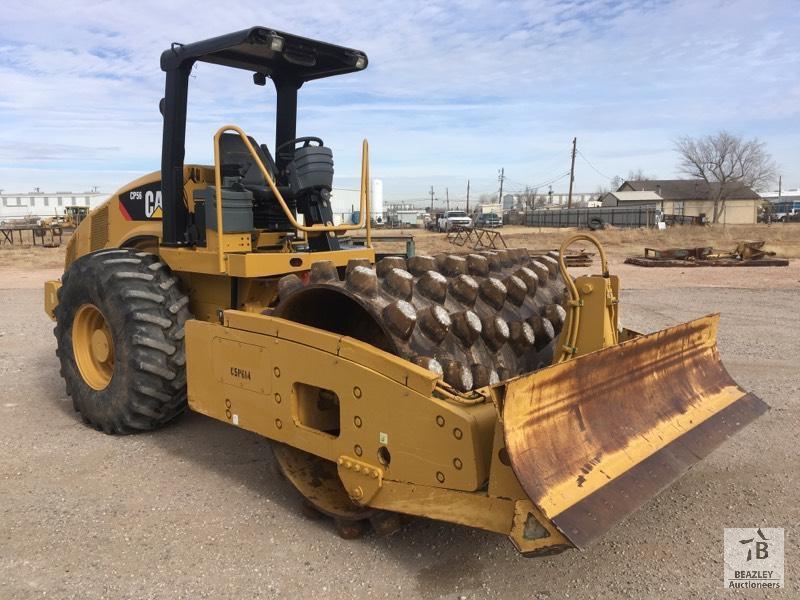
[{"left": 0, "top": 0, "right": 798, "bottom": 204}]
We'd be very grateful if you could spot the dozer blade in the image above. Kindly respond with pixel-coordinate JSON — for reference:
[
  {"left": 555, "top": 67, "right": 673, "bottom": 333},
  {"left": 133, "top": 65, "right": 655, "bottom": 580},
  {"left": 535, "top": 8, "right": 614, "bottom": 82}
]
[{"left": 502, "top": 314, "right": 768, "bottom": 549}]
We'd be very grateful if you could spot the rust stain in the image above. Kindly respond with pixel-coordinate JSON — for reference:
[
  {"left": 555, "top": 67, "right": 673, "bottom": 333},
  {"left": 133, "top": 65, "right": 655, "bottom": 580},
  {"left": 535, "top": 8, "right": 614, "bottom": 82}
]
[
  {"left": 501, "top": 315, "right": 765, "bottom": 547},
  {"left": 572, "top": 404, "right": 587, "bottom": 432}
]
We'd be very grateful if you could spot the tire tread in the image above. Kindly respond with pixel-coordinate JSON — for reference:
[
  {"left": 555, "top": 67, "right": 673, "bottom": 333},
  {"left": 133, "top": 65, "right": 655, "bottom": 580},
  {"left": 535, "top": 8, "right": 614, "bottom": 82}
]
[{"left": 54, "top": 248, "right": 191, "bottom": 434}]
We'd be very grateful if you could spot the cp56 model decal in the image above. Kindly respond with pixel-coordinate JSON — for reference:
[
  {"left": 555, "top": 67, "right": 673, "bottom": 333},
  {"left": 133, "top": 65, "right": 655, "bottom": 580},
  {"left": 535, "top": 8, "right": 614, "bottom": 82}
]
[{"left": 118, "top": 181, "right": 163, "bottom": 221}]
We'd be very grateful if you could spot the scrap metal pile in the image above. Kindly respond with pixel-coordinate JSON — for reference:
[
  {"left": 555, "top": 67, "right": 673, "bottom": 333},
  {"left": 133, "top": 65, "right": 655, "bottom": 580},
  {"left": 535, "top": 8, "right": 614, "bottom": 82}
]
[
  {"left": 625, "top": 241, "right": 788, "bottom": 267},
  {"left": 533, "top": 248, "right": 594, "bottom": 267}
]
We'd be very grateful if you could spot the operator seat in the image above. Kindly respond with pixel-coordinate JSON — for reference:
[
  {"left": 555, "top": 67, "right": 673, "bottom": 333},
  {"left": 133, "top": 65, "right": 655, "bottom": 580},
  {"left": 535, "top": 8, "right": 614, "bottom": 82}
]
[
  {"left": 218, "top": 133, "right": 295, "bottom": 230},
  {"left": 218, "top": 132, "right": 278, "bottom": 188}
]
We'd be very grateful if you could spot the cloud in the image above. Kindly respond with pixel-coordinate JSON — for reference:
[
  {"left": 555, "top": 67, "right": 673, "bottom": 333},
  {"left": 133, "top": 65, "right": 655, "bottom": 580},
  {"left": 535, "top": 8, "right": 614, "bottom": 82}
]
[
  {"left": 0, "top": 141, "right": 120, "bottom": 162},
  {"left": 0, "top": 0, "right": 797, "bottom": 199}
]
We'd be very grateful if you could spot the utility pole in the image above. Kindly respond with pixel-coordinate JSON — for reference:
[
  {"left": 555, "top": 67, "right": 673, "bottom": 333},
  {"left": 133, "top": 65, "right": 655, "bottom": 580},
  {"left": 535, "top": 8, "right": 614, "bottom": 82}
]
[
  {"left": 446, "top": 188, "right": 450, "bottom": 211},
  {"left": 498, "top": 168, "right": 505, "bottom": 205},
  {"left": 429, "top": 186, "right": 435, "bottom": 212},
  {"left": 778, "top": 175, "right": 782, "bottom": 200},
  {"left": 466, "top": 180, "right": 470, "bottom": 213},
  {"left": 567, "top": 137, "right": 577, "bottom": 209}
]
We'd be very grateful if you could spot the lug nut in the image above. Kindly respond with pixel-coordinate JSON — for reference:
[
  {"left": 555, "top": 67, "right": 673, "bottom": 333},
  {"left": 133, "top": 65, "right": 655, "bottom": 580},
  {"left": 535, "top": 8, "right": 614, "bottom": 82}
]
[
  {"left": 384, "top": 268, "right": 414, "bottom": 299},
  {"left": 481, "top": 315, "right": 510, "bottom": 351},
  {"left": 383, "top": 300, "right": 417, "bottom": 339},
  {"left": 414, "top": 356, "right": 444, "bottom": 375},
  {"left": 495, "top": 249, "right": 515, "bottom": 268},
  {"left": 345, "top": 258, "right": 371, "bottom": 277},
  {"left": 376, "top": 256, "right": 407, "bottom": 277},
  {"left": 346, "top": 265, "right": 378, "bottom": 297},
  {"left": 309, "top": 260, "right": 338, "bottom": 283},
  {"left": 407, "top": 255, "right": 437, "bottom": 276},
  {"left": 277, "top": 273, "right": 303, "bottom": 300},
  {"left": 418, "top": 305, "right": 451, "bottom": 343},
  {"left": 479, "top": 251, "right": 503, "bottom": 272},
  {"left": 527, "top": 315, "right": 555, "bottom": 350},
  {"left": 504, "top": 274, "right": 527, "bottom": 306},
  {"left": 441, "top": 360, "right": 473, "bottom": 392},
  {"left": 439, "top": 254, "right": 467, "bottom": 276},
  {"left": 543, "top": 304, "right": 567, "bottom": 334},
  {"left": 509, "top": 321, "right": 536, "bottom": 355},
  {"left": 417, "top": 271, "right": 448, "bottom": 303},
  {"left": 450, "top": 310, "right": 482, "bottom": 347},
  {"left": 479, "top": 277, "right": 507, "bottom": 310},
  {"left": 449, "top": 274, "right": 479, "bottom": 305},
  {"left": 514, "top": 267, "right": 539, "bottom": 296},
  {"left": 471, "top": 363, "right": 499, "bottom": 388},
  {"left": 539, "top": 255, "right": 559, "bottom": 275},
  {"left": 530, "top": 261, "right": 550, "bottom": 283},
  {"left": 466, "top": 254, "right": 489, "bottom": 277}
]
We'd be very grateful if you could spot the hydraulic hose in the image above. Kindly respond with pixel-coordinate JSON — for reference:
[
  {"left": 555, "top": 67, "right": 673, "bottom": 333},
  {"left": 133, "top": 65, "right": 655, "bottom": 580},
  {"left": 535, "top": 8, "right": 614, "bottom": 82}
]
[{"left": 555, "top": 233, "right": 614, "bottom": 363}]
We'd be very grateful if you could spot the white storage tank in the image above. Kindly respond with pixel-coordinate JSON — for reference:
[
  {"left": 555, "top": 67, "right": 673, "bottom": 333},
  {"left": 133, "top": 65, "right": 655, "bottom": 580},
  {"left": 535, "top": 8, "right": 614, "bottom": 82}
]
[{"left": 371, "top": 178, "right": 384, "bottom": 225}]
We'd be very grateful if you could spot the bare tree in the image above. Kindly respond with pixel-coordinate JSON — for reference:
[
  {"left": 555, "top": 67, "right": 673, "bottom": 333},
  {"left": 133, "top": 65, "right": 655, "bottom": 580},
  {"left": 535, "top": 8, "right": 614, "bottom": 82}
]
[
  {"left": 519, "top": 186, "right": 538, "bottom": 208},
  {"left": 675, "top": 131, "right": 776, "bottom": 223},
  {"left": 597, "top": 175, "right": 627, "bottom": 198},
  {"left": 626, "top": 168, "right": 655, "bottom": 182}
]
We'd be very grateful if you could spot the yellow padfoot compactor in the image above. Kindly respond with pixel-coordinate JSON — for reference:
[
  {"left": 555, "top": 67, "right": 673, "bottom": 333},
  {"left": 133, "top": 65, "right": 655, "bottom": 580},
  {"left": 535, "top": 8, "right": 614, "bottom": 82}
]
[{"left": 44, "top": 27, "right": 767, "bottom": 555}]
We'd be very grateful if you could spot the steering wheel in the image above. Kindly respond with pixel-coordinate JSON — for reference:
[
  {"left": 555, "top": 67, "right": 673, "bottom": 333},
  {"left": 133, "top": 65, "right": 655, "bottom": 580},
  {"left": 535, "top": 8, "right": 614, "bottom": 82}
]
[{"left": 275, "top": 136, "right": 324, "bottom": 154}]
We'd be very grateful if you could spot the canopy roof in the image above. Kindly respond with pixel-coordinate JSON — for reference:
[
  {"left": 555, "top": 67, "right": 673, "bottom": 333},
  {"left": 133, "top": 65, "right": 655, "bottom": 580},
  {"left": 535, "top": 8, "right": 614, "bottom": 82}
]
[{"left": 160, "top": 26, "right": 368, "bottom": 82}]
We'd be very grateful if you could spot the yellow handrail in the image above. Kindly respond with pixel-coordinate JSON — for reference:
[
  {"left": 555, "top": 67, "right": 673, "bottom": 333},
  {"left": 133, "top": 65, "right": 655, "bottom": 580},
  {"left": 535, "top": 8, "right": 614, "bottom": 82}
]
[
  {"left": 211, "top": 125, "right": 371, "bottom": 272},
  {"left": 361, "top": 138, "right": 371, "bottom": 248}
]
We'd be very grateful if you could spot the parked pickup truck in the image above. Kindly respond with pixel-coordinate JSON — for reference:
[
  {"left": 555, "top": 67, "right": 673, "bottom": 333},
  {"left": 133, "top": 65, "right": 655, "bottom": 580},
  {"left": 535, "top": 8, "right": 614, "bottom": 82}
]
[
  {"left": 475, "top": 212, "right": 503, "bottom": 228},
  {"left": 437, "top": 210, "right": 472, "bottom": 232}
]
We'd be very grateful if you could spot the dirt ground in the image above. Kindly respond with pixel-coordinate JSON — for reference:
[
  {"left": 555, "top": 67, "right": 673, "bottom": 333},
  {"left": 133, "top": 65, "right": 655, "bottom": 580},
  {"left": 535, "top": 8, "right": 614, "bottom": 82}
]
[{"left": 1, "top": 229, "right": 798, "bottom": 599}]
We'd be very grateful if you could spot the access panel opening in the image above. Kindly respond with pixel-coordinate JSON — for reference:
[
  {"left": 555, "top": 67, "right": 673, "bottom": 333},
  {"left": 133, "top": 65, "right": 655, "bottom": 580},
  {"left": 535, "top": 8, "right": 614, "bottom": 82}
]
[{"left": 293, "top": 383, "right": 341, "bottom": 438}]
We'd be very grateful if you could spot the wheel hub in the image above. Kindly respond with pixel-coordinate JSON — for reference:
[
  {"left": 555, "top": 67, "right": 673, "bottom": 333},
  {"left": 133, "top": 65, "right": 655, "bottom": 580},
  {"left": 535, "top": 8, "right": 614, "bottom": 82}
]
[
  {"left": 90, "top": 328, "right": 111, "bottom": 362},
  {"left": 72, "top": 304, "right": 115, "bottom": 390}
]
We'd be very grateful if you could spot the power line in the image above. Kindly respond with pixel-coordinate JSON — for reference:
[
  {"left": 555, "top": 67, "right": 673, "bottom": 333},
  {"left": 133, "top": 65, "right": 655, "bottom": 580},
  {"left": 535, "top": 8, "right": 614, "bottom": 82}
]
[
  {"left": 501, "top": 155, "right": 576, "bottom": 193},
  {"left": 576, "top": 149, "right": 615, "bottom": 181},
  {"left": 427, "top": 167, "right": 571, "bottom": 206},
  {"left": 511, "top": 151, "right": 570, "bottom": 185},
  {"left": 503, "top": 176, "right": 531, "bottom": 188},
  {"left": 529, "top": 170, "right": 571, "bottom": 190},
  {"left": 496, "top": 168, "right": 571, "bottom": 195}
]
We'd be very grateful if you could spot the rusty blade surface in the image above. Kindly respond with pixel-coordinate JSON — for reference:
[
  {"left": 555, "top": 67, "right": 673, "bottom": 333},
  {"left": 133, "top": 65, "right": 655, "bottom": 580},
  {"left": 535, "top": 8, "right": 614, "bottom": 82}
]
[{"left": 502, "top": 314, "right": 769, "bottom": 549}]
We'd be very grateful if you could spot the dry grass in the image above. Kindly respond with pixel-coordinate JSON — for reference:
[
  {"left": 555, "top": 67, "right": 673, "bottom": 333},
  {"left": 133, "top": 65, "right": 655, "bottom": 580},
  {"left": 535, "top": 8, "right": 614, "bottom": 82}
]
[
  {"left": 0, "top": 244, "right": 66, "bottom": 270},
  {"left": 0, "top": 224, "right": 795, "bottom": 274},
  {"left": 372, "top": 223, "right": 800, "bottom": 259}
]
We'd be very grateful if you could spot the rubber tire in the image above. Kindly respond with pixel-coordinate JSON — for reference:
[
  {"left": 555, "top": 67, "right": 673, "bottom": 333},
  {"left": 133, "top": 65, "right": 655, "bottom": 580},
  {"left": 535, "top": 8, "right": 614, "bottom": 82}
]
[
  {"left": 54, "top": 248, "right": 191, "bottom": 434},
  {"left": 588, "top": 217, "right": 604, "bottom": 231}
]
